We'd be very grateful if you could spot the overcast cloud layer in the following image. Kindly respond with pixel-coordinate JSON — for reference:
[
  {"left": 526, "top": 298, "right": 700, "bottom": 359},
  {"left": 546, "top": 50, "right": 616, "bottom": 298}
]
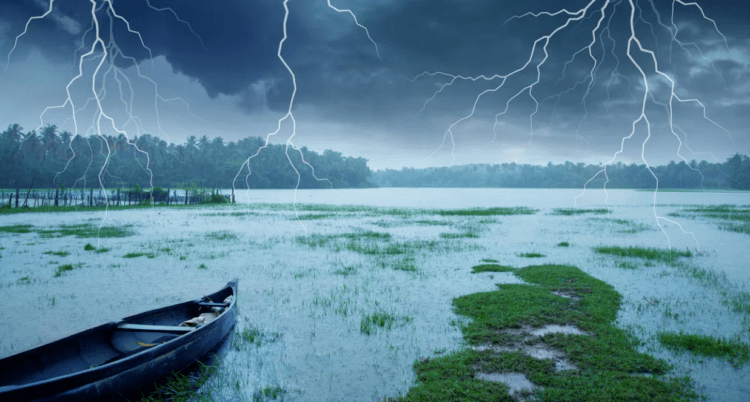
[{"left": 0, "top": 0, "right": 748, "bottom": 169}]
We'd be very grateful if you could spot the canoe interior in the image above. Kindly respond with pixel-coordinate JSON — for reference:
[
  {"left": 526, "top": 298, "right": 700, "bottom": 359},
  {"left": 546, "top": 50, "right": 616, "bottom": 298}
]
[{"left": 0, "top": 283, "right": 234, "bottom": 389}]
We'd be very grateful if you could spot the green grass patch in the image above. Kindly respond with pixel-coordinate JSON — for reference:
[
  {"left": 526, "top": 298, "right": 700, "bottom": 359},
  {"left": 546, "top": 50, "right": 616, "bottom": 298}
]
[
  {"left": 669, "top": 205, "right": 750, "bottom": 235},
  {"left": 557, "top": 241, "right": 570, "bottom": 247},
  {"left": 136, "top": 359, "right": 246, "bottom": 402},
  {"left": 16, "top": 276, "right": 32, "bottom": 285},
  {"left": 254, "top": 385, "right": 287, "bottom": 401},
  {"left": 589, "top": 218, "right": 653, "bottom": 234},
  {"left": 551, "top": 208, "right": 611, "bottom": 216},
  {"left": 294, "top": 213, "right": 337, "bottom": 220},
  {"left": 333, "top": 266, "right": 357, "bottom": 276},
  {"left": 593, "top": 246, "right": 691, "bottom": 265},
  {"left": 518, "top": 252, "right": 545, "bottom": 258},
  {"left": 231, "top": 325, "right": 281, "bottom": 349},
  {"left": 0, "top": 224, "right": 33, "bottom": 234},
  {"left": 480, "top": 258, "right": 499, "bottom": 263},
  {"left": 439, "top": 231, "right": 479, "bottom": 239},
  {"left": 471, "top": 264, "right": 515, "bottom": 273},
  {"left": 204, "top": 231, "right": 239, "bottom": 241},
  {"left": 54, "top": 263, "right": 81, "bottom": 277},
  {"left": 84, "top": 243, "right": 96, "bottom": 251},
  {"left": 123, "top": 252, "right": 156, "bottom": 259},
  {"left": 198, "top": 263, "right": 207, "bottom": 270},
  {"left": 617, "top": 261, "right": 640, "bottom": 270},
  {"left": 392, "top": 257, "right": 418, "bottom": 272},
  {"left": 43, "top": 250, "right": 70, "bottom": 257},
  {"left": 360, "top": 309, "right": 412, "bottom": 335},
  {"left": 396, "top": 264, "right": 698, "bottom": 401},
  {"left": 414, "top": 219, "right": 450, "bottom": 226},
  {"left": 435, "top": 207, "right": 536, "bottom": 216},
  {"left": 37, "top": 224, "right": 134, "bottom": 238},
  {"left": 658, "top": 332, "right": 750, "bottom": 368}
]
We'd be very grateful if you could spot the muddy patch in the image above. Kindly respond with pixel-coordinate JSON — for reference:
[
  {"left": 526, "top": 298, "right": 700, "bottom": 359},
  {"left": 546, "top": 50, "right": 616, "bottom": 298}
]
[
  {"left": 475, "top": 372, "right": 536, "bottom": 393},
  {"left": 530, "top": 324, "right": 587, "bottom": 337},
  {"left": 552, "top": 290, "right": 581, "bottom": 301},
  {"left": 472, "top": 324, "right": 587, "bottom": 372}
]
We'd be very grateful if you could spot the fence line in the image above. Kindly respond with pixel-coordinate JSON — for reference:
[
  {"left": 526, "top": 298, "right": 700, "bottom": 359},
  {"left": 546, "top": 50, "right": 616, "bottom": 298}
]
[{"left": 1, "top": 188, "right": 235, "bottom": 209}]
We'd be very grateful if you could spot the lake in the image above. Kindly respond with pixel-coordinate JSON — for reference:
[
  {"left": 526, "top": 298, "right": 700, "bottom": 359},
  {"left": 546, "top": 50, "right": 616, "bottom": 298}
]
[{"left": 1, "top": 188, "right": 748, "bottom": 401}]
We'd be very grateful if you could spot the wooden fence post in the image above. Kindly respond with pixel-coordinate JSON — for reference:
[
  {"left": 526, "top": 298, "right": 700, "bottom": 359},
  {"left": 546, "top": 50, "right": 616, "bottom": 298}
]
[
  {"left": 15, "top": 189, "right": 19, "bottom": 208},
  {"left": 90, "top": 188, "right": 93, "bottom": 206},
  {"left": 185, "top": 189, "right": 188, "bottom": 205},
  {"left": 116, "top": 188, "right": 120, "bottom": 206},
  {"left": 8, "top": 193, "right": 12, "bottom": 208}
]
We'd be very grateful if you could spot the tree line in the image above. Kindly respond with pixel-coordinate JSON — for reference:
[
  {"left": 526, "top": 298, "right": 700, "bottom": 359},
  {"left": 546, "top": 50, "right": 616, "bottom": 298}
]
[
  {"left": 0, "top": 123, "right": 374, "bottom": 190},
  {"left": 370, "top": 156, "right": 750, "bottom": 190}
]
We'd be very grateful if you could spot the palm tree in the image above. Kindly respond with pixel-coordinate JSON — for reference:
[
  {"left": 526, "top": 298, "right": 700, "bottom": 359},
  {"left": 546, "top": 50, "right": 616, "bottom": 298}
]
[
  {"left": 59, "top": 130, "right": 73, "bottom": 146},
  {"left": 2, "top": 123, "right": 23, "bottom": 142},
  {"left": 185, "top": 135, "right": 197, "bottom": 149}
]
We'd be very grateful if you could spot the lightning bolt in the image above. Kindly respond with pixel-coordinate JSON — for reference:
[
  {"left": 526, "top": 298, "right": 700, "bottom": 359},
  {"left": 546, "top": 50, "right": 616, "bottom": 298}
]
[
  {"left": 411, "top": 0, "right": 739, "bottom": 251},
  {"left": 232, "top": 0, "right": 381, "bottom": 232},
  {"left": 5, "top": 0, "right": 208, "bottom": 237}
]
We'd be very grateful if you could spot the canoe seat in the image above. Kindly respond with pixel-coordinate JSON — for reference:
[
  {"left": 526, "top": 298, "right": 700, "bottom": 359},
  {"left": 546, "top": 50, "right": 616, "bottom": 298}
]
[
  {"left": 197, "top": 302, "right": 229, "bottom": 308},
  {"left": 116, "top": 323, "right": 194, "bottom": 333}
]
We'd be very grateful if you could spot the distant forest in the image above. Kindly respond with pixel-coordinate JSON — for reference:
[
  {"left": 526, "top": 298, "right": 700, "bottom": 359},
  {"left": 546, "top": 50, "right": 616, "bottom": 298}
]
[
  {"left": 0, "top": 123, "right": 373, "bottom": 190},
  {"left": 371, "top": 156, "right": 750, "bottom": 190},
  {"left": 3, "top": 123, "right": 750, "bottom": 191}
]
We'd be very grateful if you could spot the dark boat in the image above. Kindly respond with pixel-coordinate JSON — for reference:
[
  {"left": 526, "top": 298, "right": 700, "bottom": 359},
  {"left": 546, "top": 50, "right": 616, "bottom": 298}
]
[{"left": 0, "top": 279, "right": 238, "bottom": 401}]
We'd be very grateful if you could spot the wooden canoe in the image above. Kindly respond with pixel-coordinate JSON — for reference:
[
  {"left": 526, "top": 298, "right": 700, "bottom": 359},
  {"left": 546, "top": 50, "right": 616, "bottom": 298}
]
[{"left": 0, "top": 279, "right": 238, "bottom": 401}]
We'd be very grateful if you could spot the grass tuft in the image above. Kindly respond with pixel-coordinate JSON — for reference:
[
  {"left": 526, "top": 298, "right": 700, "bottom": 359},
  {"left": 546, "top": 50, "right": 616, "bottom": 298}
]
[
  {"left": 43, "top": 250, "right": 70, "bottom": 257},
  {"left": 471, "top": 264, "right": 515, "bottom": 273},
  {"left": 593, "top": 246, "right": 691, "bottom": 265},
  {"left": 557, "top": 241, "right": 570, "bottom": 247},
  {"left": 54, "top": 263, "right": 80, "bottom": 277},
  {"left": 123, "top": 252, "right": 156, "bottom": 259},
  {"left": 0, "top": 224, "right": 33, "bottom": 234},
  {"left": 517, "top": 252, "right": 545, "bottom": 258},
  {"left": 204, "top": 231, "right": 239, "bottom": 241},
  {"left": 84, "top": 243, "right": 96, "bottom": 251},
  {"left": 439, "top": 232, "right": 479, "bottom": 239},
  {"left": 551, "top": 208, "right": 610, "bottom": 216},
  {"left": 435, "top": 207, "right": 536, "bottom": 216},
  {"left": 360, "top": 309, "right": 412, "bottom": 335},
  {"left": 658, "top": 332, "right": 750, "bottom": 368}
]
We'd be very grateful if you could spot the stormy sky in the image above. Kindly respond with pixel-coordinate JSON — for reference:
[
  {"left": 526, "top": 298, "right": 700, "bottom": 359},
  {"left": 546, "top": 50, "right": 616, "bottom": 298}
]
[{"left": 0, "top": 0, "right": 748, "bottom": 170}]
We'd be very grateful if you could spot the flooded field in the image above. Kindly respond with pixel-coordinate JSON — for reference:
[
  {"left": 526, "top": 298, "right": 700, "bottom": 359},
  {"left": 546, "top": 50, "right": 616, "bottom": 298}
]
[{"left": 1, "top": 189, "right": 749, "bottom": 401}]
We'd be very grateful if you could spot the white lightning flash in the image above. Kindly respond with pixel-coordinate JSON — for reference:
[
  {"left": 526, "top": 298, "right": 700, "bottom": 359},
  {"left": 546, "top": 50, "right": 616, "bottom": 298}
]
[
  {"left": 6, "top": 0, "right": 207, "bottom": 235},
  {"left": 411, "top": 0, "right": 738, "bottom": 250},
  {"left": 232, "top": 0, "right": 381, "bottom": 231}
]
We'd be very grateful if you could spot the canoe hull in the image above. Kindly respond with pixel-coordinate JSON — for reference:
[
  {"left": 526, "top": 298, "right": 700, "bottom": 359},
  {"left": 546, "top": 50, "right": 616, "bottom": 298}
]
[{"left": 0, "top": 280, "right": 238, "bottom": 401}]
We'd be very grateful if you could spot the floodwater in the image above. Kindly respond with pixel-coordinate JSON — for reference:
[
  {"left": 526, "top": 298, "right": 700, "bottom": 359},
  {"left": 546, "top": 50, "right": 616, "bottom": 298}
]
[{"left": 1, "top": 188, "right": 749, "bottom": 401}]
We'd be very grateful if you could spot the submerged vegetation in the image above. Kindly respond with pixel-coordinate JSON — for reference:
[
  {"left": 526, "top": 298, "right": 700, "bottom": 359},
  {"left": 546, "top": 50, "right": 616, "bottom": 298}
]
[
  {"left": 0, "top": 223, "right": 134, "bottom": 238},
  {"left": 517, "top": 252, "right": 545, "bottom": 258},
  {"left": 551, "top": 208, "right": 610, "bottom": 216},
  {"left": 360, "top": 309, "right": 412, "bottom": 335},
  {"left": 397, "top": 264, "right": 698, "bottom": 401},
  {"left": 669, "top": 204, "right": 750, "bottom": 235},
  {"left": 471, "top": 264, "right": 515, "bottom": 273},
  {"left": 593, "top": 246, "right": 692, "bottom": 265},
  {"left": 53, "top": 263, "right": 80, "bottom": 277},
  {"left": 658, "top": 332, "right": 750, "bottom": 368}
]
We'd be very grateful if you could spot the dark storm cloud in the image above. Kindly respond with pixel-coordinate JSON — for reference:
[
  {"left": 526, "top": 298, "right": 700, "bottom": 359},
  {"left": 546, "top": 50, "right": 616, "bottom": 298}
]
[
  {"left": 0, "top": 0, "right": 747, "bottom": 159},
  {"left": 0, "top": 0, "right": 302, "bottom": 100}
]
